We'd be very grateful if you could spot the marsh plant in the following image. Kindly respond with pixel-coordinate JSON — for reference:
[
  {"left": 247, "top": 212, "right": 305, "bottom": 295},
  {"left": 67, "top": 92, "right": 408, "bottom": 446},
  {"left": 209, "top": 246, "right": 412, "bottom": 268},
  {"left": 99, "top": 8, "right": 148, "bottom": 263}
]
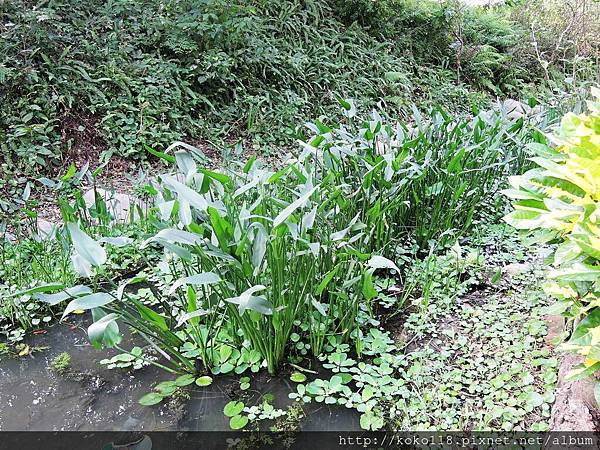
[
  {"left": 17, "top": 102, "right": 535, "bottom": 379},
  {"left": 299, "top": 100, "right": 533, "bottom": 249}
]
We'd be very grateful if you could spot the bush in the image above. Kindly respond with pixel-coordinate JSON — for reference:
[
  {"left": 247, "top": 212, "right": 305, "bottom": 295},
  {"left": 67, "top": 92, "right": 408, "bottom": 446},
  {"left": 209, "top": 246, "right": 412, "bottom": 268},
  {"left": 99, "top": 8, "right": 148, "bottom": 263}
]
[{"left": 504, "top": 86, "right": 600, "bottom": 384}]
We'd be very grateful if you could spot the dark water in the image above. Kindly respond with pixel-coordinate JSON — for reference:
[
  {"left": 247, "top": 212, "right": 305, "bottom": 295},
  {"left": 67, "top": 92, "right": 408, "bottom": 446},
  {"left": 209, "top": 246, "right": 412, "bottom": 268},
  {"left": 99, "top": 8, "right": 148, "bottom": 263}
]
[{"left": 0, "top": 319, "right": 359, "bottom": 431}]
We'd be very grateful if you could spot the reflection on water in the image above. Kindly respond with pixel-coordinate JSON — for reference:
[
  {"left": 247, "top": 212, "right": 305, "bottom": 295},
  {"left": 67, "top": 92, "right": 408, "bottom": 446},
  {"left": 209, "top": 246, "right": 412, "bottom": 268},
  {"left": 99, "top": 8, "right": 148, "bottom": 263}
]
[{"left": 0, "top": 319, "right": 359, "bottom": 431}]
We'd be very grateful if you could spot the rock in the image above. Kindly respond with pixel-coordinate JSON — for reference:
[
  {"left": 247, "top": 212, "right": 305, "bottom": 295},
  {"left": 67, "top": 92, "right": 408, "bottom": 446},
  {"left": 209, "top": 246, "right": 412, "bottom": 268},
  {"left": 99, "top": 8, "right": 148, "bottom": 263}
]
[
  {"left": 36, "top": 218, "right": 57, "bottom": 240},
  {"left": 503, "top": 99, "right": 531, "bottom": 120},
  {"left": 550, "top": 353, "right": 599, "bottom": 432},
  {"left": 3, "top": 231, "right": 16, "bottom": 242},
  {"left": 82, "top": 188, "right": 147, "bottom": 223},
  {"left": 503, "top": 262, "right": 532, "bottom": 277},
  {"left": 544, "top": 314, "right": 564, "bottom": 347}
]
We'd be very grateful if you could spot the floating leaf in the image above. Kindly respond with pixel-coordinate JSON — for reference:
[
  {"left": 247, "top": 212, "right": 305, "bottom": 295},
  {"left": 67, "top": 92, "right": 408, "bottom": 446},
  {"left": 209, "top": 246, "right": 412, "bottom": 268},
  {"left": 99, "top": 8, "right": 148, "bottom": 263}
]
[
  {"left": 290, "top": 372, "right": 307, "bottom": 383},
  {"left": 223, "top": 400, "right": 245, "bottom": 417},
  {"left": 139, "top": 392, "right": 164, "bottom": 406},
  {"left": 175, "top": 374, "right": 196, "bottom": 386},
  {"left": 195, "top": 376, "right": 213, "bottom": 387},
  {"left": 229, "top": 415, "right": 248, "bottom": 430}
]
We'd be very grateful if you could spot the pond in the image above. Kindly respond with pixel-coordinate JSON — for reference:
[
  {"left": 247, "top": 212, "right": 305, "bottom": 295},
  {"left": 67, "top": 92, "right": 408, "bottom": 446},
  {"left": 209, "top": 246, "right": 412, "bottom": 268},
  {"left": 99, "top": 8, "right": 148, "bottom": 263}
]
[{"left": 0, "top": 317, "right": 360, "bottom": 431}]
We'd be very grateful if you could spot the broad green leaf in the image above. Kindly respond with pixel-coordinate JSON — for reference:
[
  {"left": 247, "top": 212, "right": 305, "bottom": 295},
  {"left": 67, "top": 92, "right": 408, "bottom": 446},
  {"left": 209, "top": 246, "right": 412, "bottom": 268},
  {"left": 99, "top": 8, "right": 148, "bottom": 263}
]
[
  {"left": 139, "top": 392, "right": 164, "bottom": 406},
  {"left": 225, "top": 285, "right": 273, "bottom": 315},
  {"left": 199, "top": 168, "right": 231, "bottom": 185},
  {"left": 362, "top": 271, "right": 378, "bottom": 301},
  {"left": 229, "top": 415, "right": 248, "bottom": 430},
  {"left": 161, "top": 175, "right": 208, "bottom": 212},
  {"left": 88, "top": 312, "right": 121, "bottom": 349},
  {"left": 6, "top": 282, "right": 65, "bottom": 299},
  {"left": 62, "top": 292, "right": 113, "bottom": 319},
  {"left": 144, "top": 144, "right": 175, "bottom": 163},
  {"left": 290, "top": 372, "right": 307, "bottom": 383},
  {"left": 168, "top": 272, "right": 221, "bottom": 295},
  {"left": 316, "top": 265, "right": 339, "bottom": 295},
  {"left": 67, "top": 223, "right": 106, "bottom": 267},
  {"left": 549, "top": 263, "right": 600, "bottom": 282},
  {"left": 223, "top": 401, "right": 244, "bottom": 417},
  {"left": 568, "top": 308, "right": 600, "bottom": 346},
  {"left": 35, "top": 285, "right": 92, "bottom": 305},
  {"left": 195, "top": 376, "right": 213, "bottom": 387},
  {"left": 175, "top": 374, "right": 196, "bottom": 386},
  {"left": 135, "top": 302, "right": 169, "bottom": 331}
]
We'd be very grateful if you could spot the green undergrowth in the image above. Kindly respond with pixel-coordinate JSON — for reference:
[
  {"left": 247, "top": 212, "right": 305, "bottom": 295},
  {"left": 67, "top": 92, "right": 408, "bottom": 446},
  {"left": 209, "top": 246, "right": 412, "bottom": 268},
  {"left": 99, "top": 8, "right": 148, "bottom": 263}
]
[
  {"left": 2, "top": 0, "right": 587, "bottom": 216},
  {"left": 1, "top": 101, "right": 561, "bottom": 432},
  {"left": 0, "top": 176, "right": 160, "bottom": 342},
  {"left": 165, "top": 224, "right": 557, "bottom": 432},
  {"left": 13, "top": 103, "right": 541, "bottom": 376}
]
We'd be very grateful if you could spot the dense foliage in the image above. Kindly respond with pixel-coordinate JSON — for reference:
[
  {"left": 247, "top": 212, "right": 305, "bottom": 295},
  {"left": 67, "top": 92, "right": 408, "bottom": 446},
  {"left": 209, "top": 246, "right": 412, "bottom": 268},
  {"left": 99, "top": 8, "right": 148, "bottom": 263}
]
[
  {"left": 1, "top": 0, "right": 599, "bottom": 434},
  {"left": 505, "top": 87, "right": 600, "bottom": 386},
  {"left": 0, "top": 0, "right": 557, "bottom": 204},
  {"left": 9, "top": 103, "right": 537, "bottom": 377}
]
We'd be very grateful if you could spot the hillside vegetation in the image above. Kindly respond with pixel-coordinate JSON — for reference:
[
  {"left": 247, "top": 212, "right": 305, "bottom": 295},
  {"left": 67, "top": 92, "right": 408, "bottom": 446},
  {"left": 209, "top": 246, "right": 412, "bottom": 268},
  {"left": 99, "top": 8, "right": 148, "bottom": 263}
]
[{"left": 0, "top": 0, "right": 584, "bottom": 180}]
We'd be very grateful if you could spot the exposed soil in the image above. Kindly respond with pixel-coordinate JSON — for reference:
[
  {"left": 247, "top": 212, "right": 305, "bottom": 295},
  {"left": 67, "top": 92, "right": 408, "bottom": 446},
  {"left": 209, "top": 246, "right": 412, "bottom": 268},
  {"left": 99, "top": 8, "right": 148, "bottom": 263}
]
[{"left": 549, "top": 353, "right": 600, "bottom": 432}]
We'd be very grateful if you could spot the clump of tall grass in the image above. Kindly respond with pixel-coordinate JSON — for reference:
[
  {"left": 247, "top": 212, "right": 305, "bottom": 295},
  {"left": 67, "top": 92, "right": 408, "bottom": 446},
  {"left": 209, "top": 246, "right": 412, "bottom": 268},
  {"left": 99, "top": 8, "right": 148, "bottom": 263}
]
[
  {"left": 20, "top": 102, "right": 535, "bottom": 375},
  {"left": 299, "top": 100, "right": 532, "bottom": 250}
]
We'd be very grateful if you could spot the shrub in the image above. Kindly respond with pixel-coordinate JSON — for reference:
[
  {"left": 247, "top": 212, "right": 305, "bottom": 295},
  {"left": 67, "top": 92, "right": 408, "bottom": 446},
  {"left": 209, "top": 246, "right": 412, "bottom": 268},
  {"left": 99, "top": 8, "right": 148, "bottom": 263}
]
[{"left": 504, "top": 86, "right": 600, "bottom": 383}]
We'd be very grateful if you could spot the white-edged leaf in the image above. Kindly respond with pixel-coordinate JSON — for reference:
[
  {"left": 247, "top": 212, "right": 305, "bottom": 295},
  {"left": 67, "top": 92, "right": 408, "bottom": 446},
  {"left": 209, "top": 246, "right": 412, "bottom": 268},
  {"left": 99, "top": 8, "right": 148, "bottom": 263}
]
[
  {"left": 5, "top": 282, "right": 65, "bottom": 299},
  {"left": 176, "top": 309, "right": 211, "bottom": 327},
  {"left": 225, "top": 285, "right": 272, "bottom": 315},
  {"left": 158, "top": 200, "right": 176, "bottom": 221},
  {"left": 273, "top": 186, "right": 318, "bottom": 228},
  {"left": 174, "top": 150, "right": 197, "bottom": 178},
  {"left": 98, "top": 236, "right": 133, "bottom": 247},
  {"left": 34, "top": 285, "right": 92, "bottom": 306},
  {"left": 141, "top": 228, "right": 203, "bottom": 248},
  {"left": 251, "top": 224, "right": 268, "bottom": 270},
  {"left": 368, "top": 255, "right": 401, "bottom": 274},
  {"left": 161, "top": 175, "right": 208, "bottom": 212},
  {"left": 72, "top": 252, "right": 94, "bottom": 277},
  {"left": 88, "top": 313, "right": 121, "bottom": 349}
]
